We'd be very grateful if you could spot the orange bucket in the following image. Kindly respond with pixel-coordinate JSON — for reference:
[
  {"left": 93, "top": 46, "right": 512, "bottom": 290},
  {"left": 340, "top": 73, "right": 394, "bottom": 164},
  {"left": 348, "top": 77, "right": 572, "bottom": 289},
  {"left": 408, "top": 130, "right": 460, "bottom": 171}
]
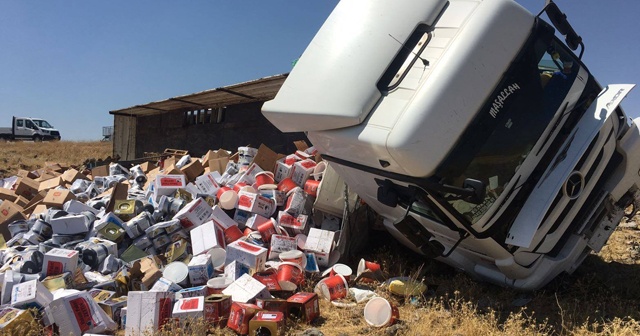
[
  {"left": 277, "top": 262, "right": 304, "bottom": 286},
  {"left": 277, "top": 178, "right": 297, "bottom": 193},
  {"left": 315, "top": 274, "right": 348, "bottom": 301},
  {"left": 223, "top": 226, "right": 244, "bottom": 244},
  {"left": 303, "top": 179, "right": 320, "bottom": 197}
]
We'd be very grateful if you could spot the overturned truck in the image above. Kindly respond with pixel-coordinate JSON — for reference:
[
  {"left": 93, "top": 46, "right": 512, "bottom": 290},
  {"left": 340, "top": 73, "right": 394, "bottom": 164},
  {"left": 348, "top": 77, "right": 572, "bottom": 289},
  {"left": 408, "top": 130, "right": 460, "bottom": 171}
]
[{"left": 263, "top": 0, "right": 638, "bottom": 290}]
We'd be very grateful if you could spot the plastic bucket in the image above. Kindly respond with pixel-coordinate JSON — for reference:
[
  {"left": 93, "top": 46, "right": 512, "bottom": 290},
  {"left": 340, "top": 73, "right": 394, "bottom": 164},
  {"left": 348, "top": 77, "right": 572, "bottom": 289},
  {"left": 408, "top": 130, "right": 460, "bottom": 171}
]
[
  {"left": 279, "top": 250, "right": 306, "bottom": 269},
  {"left": 257, "top": 219, "right": 279, "bottom": 243},
  {"left": 364, "top": 297, "right": 399, "bottom": 327},
  {"left": 358, "top": 258, "right": 381, "bottom": 275},
  {"left": 206, "top": 277, "right": 234, "bottom": 295},
  {"left": 304, "top": 179, "right": 320, "bottom": 197},
  {"left": 277, "top": 262, "right": 304, "bottom": 286},
  {"left": 315, "top": 274, "right": 348, "bottom": 301},
  {"left": 218, "top": 190, "right": 238, "bottom": 210},
  {"left": 208, "top": 247, "right": 227, "bottom": 270},
  {"left": 223, "top": 225, "right": 244, "bottom": 244},
  {"left": 330, "top": 263, "right": 353, "bottom": 281},
  {"left": 163, "top": 261, "right": 190, "bottom": 286},
  {"left": 277, "top": 178, "right": 297, "bottom": 193},
  {"left": 255, "top": 171, "right": 275, "bottom": 187}
]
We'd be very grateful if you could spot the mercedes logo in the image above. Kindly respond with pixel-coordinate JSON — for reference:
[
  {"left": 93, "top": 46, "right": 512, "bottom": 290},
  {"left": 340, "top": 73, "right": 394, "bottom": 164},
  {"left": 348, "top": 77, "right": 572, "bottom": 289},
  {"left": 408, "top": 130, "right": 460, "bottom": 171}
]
[{"left": 563, "top": 171, "right": 584, "bottom": 200}]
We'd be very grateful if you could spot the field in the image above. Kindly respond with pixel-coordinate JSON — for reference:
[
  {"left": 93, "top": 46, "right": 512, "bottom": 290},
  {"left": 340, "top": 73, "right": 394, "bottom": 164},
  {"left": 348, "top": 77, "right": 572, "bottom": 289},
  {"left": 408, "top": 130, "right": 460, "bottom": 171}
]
[{"left": 2, "top": 141, "right": 640, "bottom": 335}]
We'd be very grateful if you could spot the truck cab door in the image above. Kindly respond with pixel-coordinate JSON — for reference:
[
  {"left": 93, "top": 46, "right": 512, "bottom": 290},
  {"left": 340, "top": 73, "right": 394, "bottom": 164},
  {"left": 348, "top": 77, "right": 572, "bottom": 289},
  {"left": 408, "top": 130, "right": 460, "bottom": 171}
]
[
  {"left": 24, "top": 119, "right": 37, "bottom": 137},
  {"left": 14, "top": 118, "right": 28, "bottom": 137}
]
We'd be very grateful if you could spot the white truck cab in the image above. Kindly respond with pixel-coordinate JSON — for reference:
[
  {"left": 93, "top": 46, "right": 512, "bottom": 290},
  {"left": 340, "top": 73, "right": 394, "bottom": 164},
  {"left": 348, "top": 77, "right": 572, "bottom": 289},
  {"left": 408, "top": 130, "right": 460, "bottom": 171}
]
[
  {"left": 263, "top": 0, "right": 638, "bottom": 290},
  {"left": 0, "top": 117, "right": 61, "bottom": 141}
]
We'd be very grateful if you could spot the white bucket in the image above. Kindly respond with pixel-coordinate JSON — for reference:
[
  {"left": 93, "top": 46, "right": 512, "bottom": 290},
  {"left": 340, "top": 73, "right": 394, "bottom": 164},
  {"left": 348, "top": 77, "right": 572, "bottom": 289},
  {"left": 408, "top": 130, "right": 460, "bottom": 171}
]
[
  {"left": 163, "top": 261, "right": 189, "bottom": 286},
  {"left": 363, "top": 297, "right": 399, "bottom": 327},
  {"left": 208, "top": 247, "right": 227, "bottom": 270}
]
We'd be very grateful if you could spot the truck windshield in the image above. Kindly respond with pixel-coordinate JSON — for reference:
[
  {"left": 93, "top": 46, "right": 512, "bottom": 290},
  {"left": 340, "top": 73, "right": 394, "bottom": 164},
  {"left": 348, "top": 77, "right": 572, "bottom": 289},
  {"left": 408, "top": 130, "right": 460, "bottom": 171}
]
[
  {"left": 436, "top": 31, "right": 580, "bottom": 224},
  {"left": 32, "top": 120, "right": 53, "bottom": 128}
]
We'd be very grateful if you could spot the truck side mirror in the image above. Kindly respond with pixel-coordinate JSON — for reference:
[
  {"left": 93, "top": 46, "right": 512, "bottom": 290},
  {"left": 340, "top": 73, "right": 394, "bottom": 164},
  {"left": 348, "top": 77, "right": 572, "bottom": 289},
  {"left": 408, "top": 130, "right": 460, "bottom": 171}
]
[
  {"left": 463, "top": 178, "right": 486, "bottom": 204},
  {"left": 544, "top": 2, "right": 582, "bottom": 52}
]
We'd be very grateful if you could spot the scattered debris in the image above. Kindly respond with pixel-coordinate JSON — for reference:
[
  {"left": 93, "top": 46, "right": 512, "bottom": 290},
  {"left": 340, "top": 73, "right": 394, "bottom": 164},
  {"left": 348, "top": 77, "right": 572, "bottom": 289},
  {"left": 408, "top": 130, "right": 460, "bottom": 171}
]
[{"left": 0, "top": 142, "right": 406, "bottom": 335}]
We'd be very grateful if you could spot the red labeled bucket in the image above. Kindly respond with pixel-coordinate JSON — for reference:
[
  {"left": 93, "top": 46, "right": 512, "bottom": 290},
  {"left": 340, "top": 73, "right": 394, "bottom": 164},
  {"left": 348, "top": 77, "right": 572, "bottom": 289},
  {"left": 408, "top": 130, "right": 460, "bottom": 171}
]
[
  {"left": 303, "top": 179, "right": 320, "bottom": 197},
  {"left": 315, "top": 274, "right": 348, "bottom": 301},
  {"left": 277, "top": 262, "right": 305, "bottom": 286},
  {"left": 223, "top": 225, "right": 244, "bottom": 244},
  {"left": 277, "top": 178, "right": 297, "bottom": 193},
  {"left": 255, "top": 171, "right": 275, "bottom": 187}
]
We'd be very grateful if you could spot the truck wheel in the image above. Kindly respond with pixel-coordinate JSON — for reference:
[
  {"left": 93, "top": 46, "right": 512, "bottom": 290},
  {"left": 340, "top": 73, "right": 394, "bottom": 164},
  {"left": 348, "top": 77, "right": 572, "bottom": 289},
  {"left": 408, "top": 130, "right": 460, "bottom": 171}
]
[{"left": 33, "top": 135, "right": 42, "bottom": 142}]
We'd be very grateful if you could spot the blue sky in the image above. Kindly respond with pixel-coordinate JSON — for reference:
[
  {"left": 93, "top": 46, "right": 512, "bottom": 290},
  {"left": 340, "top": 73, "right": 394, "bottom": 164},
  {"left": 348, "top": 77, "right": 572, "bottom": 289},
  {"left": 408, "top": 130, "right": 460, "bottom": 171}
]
[{"left": 0, "top": 1, "right": 638, "bottom": 140}]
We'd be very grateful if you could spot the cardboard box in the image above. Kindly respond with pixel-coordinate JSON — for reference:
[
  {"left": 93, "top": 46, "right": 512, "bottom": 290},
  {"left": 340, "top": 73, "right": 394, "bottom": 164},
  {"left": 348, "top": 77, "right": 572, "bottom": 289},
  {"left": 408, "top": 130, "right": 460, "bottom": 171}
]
[
  {"left": 88, "top": 289, "right": 117, "bottom": 303},
  {"left": 237, "top": 191, "right": 275, "bottom": 218},
  {"left": 149, "top": 277, "right": 183, "bottom": 293},
  {"left": 278, "top": 212, "right": 308, "bottom": 235},
  {"left": 153, "top": 174, "right": 186, "bottom": 201},
  {"left": 129, "top": 256, "right": 162, "bottom": 290},
  {"left": 190, "top": 221, "right": 225, "bottom": 256},
  {"left": 225, "top": 240, "right": 268, "bottom": 272},
  {"left": 0, "top": 201, "right": 25, "bottom": 240},
  {"left": 50, "top": 214, "right": 90, "bottom": 235},
  {"left": 248, "top": 311, "right": 286, "bottom": 336},
  {"left": 17, "top": 169, "right": 38, "bottom": 179},
  {"left": 194, "top": 172, "right": 221, "bottom": 196},
  {"left": 208, "top": 157, "right": 230, "bottom": 174},
  {"left": 177, "top": 286, "right": 208, "bottom": 299},
  {"left": 205, "top": 149, "right": 231, "bottom": 173},
  {"left": 1, "top": 270, "right": 18, "bottom": 305},
  {"left": 287, "top": 292, "right": 320, "bottom": 323},
  {"left": 0, "top": 307, "right": 37, "bottom": 334},
  {"left": 255, "top": 298, "right": 289, "bottom": 314},
  {"left": 291, "top": 159, "right": 317, "bottom": 187},
  {"left": 0, "top": 187, "right": 17, "bottom": 202},
  {"left": 42, "top": 272, "right": 73, "bottom": 291},
  {"left": 172, "top": 296, "right": 205, "bottom": 325},
  {"left": 125, "top": 291, "right": 174, "bottom": 336},
  {"left": 180, "top": 159, "right": 204, "bottom": 182},
  {"left": 139, "top": 161, "right": 157, "bottom": 173},
  {"left": 49, "top": 291, "right": 117, "bottom": 335},
  {"left": 204, "top": 294, "right": 231, "bottom": 326},
  {"left": 64, "top": 199, "right": 99, "bottom": 215},
  {"left": 61, "top": 168, "right": 88, "bottom": 184},
  {"left": 210, "top": 205, "right": 238, "bottom": 231},
  {"left": 105, "top": 183, "right": 129, "bottom": 213},
  {"left": 38, "top": 176, "right": 63, "bottom": 191},
  {"left": 41, "top": 248, "right": 80, "bottom": 277},
  {"left": 269, "top": 235, "right": 298, "bottom": 260},
  {"left": 274, "top": 155, "right": 299, "bottom": 182},
  {"left": 98, "top": 296, "right": 128, "bottom": 326},
  {"left": 42, "top": 189, "right": 76, "bottom": 208},
  {"left": 114, "top": 199, "right": 137, "bottom": 221},
  {"left": 188, "top": 254, "right": 214, "bottom": 286},
  {"left": 25, "top": 203, "right": 46, "bottom": 218},
  {"left": 14, "top": 177, "right": 40, "bottom": 200},
  {"left": 227, "top": 302, "right": 261, "bottom": 335},
  {"left": 304, "top": 228, "right": 335, "bottom": 267},
  {"left": 91, "top": 165, "right": 110, "bottom": 178},
  {"left": 10, "top": 279, "right": 53, "bottom": 309},
  {"left": 222, "top": 274, "right": 270, "bottom": 303},
  {"left": 173, "top": 198, "right": 213, "bottom": 231},
  {"left": 252, "top": 144, "right": 283, "bottom": 174},
  {"left": 13, "top": 195, "right": 28, "bottom": 208},
  {"left": 224, "top": 261, "right": 251, "bottom": 281}
]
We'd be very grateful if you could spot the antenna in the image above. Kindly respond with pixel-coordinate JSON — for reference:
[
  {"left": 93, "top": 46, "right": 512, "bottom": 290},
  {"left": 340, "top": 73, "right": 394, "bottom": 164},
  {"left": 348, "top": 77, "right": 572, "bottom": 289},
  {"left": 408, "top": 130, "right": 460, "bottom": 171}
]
[{"left": 389, "top": 34, "right": 429, "bottom": 67}]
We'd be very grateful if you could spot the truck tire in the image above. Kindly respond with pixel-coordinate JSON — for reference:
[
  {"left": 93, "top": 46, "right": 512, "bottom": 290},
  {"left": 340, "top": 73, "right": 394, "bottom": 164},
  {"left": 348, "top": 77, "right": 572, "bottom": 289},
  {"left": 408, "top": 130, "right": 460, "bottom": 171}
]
[{"left": 33, "top": 135, "right": 42, "bottom": 142}]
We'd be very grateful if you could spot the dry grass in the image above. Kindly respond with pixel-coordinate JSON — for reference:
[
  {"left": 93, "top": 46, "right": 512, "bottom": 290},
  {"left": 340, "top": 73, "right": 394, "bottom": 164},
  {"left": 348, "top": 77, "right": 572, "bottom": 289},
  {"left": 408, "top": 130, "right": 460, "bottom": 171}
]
[
  {"left": 3, "top": 142, "right": 640, "bottom": 336},
  {"left": 0, "top": 141, "right": 112, "bottom": 178}
]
